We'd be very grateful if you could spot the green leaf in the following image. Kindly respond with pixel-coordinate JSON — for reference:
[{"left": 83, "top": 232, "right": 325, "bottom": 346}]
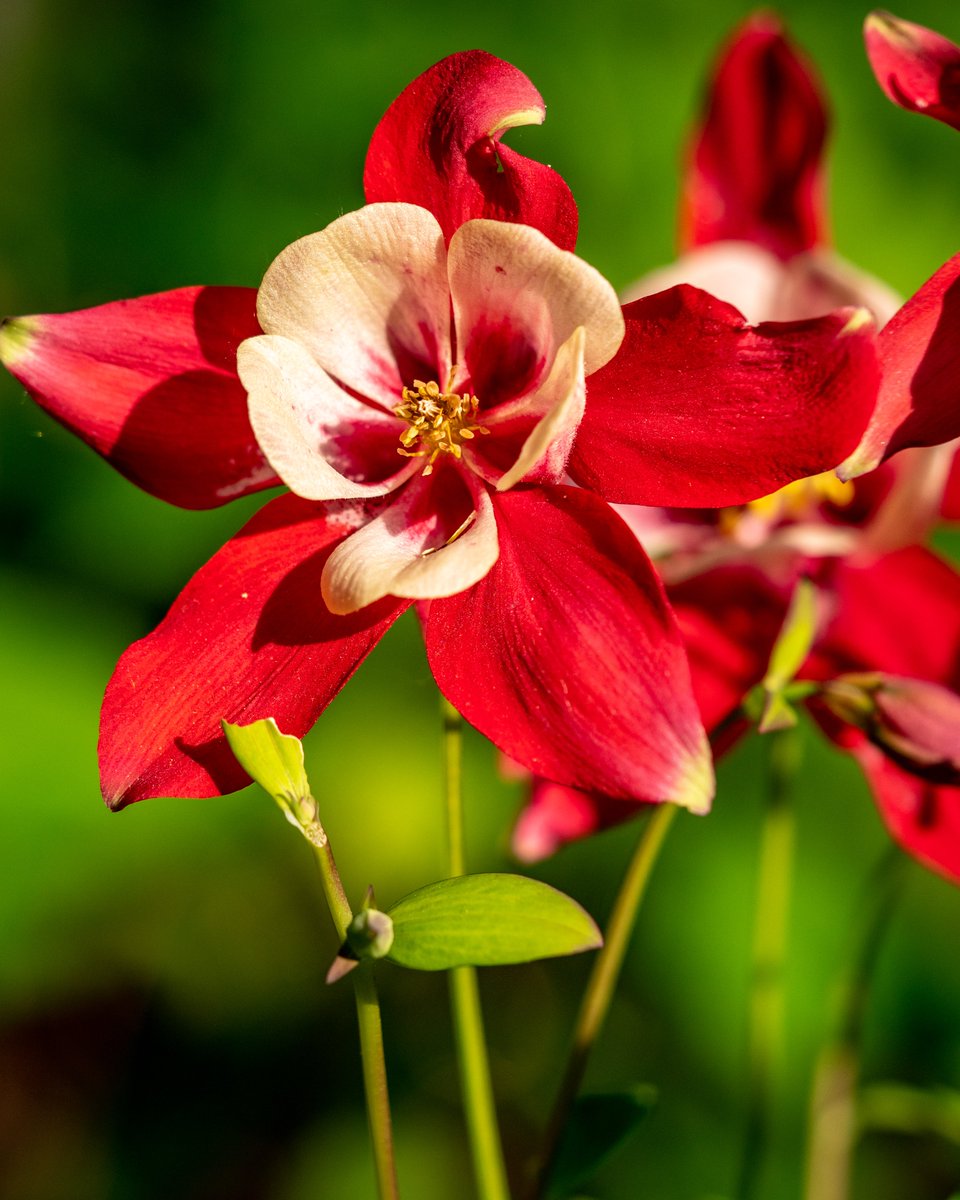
[
  {"left": 222, "top": 718, "right": 324, "bottom": 842},
  {"left": 385, "top": 873, "right": 602, "bottom": 970},
  {"left": 547, "top": 1087, "right": 657, "bottom": 1198}
]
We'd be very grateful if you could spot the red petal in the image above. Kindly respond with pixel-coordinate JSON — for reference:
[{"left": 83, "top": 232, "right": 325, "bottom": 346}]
[
  {"left": 669, "top": 564, "right": 789, "bottom": 738},
  {"left": 570, "top": 287, "right": 879, "bottom": 507},
  {"left": 363, "top": 52, "right": 577, "bottom": 249},
  {"left": 0, "top": 287, "right": 278, "bottom": 510},
  {"left": 681, "top": 14, "right": 828, "bottom": 259},
  {"left": 840, "top": 254, "right": 960, "bottom": 477},
  {"left": 865, "top": 11, "right": 960, "bottom": 132},
  {"left": 835, "top": 735, "right": 960, "bottom": 884},
  {"left": 100, "top": 494, "right": 409, "bottom": 808},
  {"left": 423, "top": 486, "right": 713, "bottom": 810},
  {"left": 512, "top": 778, "right": 640, "bottom": 863}
]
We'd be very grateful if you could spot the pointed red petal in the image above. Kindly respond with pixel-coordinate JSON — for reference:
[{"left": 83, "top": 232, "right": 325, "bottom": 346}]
[
  {"left": 570, "top": 287, "right": 879, "bottom": 507},
  {"left": 682, "top": 14, "right": 828, "bottom": 259},
  {"left": 363, "top": 52, "right": 577, "bottom": 249},
  {"left": 100, "top": 495, "right": 409, "bottom": 808},
  {"left": 840, "top": 254, "right": 960, "bottom": 478},
  {"left": 0, "top": 287, "right": 278, "bottom": 509},
  {"left": 512, "top": 778, "right": 641, "bottom": 863},
  {"left": 865, "top": 11, "right": 960, "bottom": 132},
  {"left": 423, "top": 486, "right": 713, "bottom": 811}
]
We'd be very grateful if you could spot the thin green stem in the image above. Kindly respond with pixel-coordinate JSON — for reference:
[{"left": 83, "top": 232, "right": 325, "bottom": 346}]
[
  {"left": 737, "top": 728, "right": 800, "bottom": 1200},
  {"left": 311, "top": 841, "right": 400, "bottom": 1200},
  {"left": 802, "top": 845, "right": 904, "bottom": 1200},
  {"left": 440, "top": 696, "right": 511, "bottom": 1200},
  {"left": 531, "top": 802, "right": 678, "bottom": 1200}
]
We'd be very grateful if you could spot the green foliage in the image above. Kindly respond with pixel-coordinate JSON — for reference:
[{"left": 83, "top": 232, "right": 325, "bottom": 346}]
[
  {"left": 385, "top": 874, "right": 602, "bottom": 970},
  {"left": 547, "top": 1087, "right": 657, "bottom": 1198}
]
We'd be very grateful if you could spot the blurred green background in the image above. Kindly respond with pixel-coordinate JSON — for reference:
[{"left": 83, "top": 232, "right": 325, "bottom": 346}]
[{"left": 2, "top": 0, "right": 960, "bottom": 1196}]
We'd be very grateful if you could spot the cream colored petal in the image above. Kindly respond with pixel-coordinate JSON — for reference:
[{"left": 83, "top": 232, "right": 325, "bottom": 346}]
[
  {"left": 321, "top": 475, "right": 499, "bottom": 614},
  {"left": 493, "top": 326, "right": 586, "bottom": 490},
  {"left": 448, "top": 219, "right": 623, "bottom": 387},
  {"left": 238, "top": 334, "right": 416, "bottom": 501},
  {"left": 257, "top": 203, "right": 453, "bottom": 408}
]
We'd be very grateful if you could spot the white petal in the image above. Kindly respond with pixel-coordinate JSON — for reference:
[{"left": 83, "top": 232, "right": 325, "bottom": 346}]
[
  {"left": 493, "top": 326, "right": 586, "bottom": 490},
  {"left": 321, "top": 474, "right": 499, "bottom": 614},
  {"left": 447, "top": 220, "right": 623, "bottom": 404},
  {"left": 257, "top": 203, "right": 453, "bottom": 408},
  {"left": 238, "top": 335, "right": 417, "bottom": 500}
]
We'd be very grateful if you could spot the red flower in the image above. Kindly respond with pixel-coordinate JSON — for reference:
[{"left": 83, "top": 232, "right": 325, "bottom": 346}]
[
  {"left": 513, "top": 23, "right": 960, "bottom": 883},
  {"left": 0, "top": 52, "right": 878, "bottom": 815}
]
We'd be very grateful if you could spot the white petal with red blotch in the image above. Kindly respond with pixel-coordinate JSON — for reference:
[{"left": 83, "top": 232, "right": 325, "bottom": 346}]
[
  {"left": 480, "top": 325, "right": 586, "bottom": 490},
  {"left": 424, "top": 485, "right": 713, "bottom": 811},
  {"left": 321, "top": 470, "right": 499, "bottom": 614},
  {"left": 0, "top": 287, "right": 277, "bottom": 510},
  {"left": 99, "top": 494, "right": 409, "bottom": 809},
  {"left": 447, "top": 219, "right": 623, "bottom": 410},
  {"left": 256, "top": 204, "right": 452, "bottom": 409},
  {"left": 239, "top": 333, "right": 416, "bottom": 500}
]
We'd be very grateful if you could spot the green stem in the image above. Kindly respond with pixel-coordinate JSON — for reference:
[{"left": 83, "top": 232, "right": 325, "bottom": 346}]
[
  {"left": 737, "top": 728, "right": 800, "bottom": 1200},
  {"left": 531, "top": 801, "right": 678, "bottom": 1200},
  {"left": 441, "top": 696, "right": 511, "bottom": 1200},
  {"left": 311, "top": 841, "right": 400, "bottom": 1200},
  {"left": 802, "top": 845, "right": 904, "bottom": 1200}
]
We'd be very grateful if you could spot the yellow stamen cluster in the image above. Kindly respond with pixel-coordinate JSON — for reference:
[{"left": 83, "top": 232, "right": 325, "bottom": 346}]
[
  {"left": 721, "top": 471, "right": 855, "bottom": 534},
  {"left": 394, "top": 379, "right": 489, "bottom": 476}
]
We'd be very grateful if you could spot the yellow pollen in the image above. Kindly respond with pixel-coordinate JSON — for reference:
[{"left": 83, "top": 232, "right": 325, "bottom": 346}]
[
  {"left": 394, "top": 379, "right": 489, "bottom": 476},
  {"left": 720, "top": 471, "right": 855, "bottom": 534}
]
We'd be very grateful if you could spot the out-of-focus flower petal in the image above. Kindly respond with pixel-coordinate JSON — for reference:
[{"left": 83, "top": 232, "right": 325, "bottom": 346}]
[
  {"left": 627, "top": 244, "right": 901, "bottom": 327},
  {"left": 363, "top": 51, "right": 578, "bottom": 249},
  {"left": 865, "top": 10, "right": 960, "bottom": 132},
  {"left": 512, "top": 779, "right": 640, "bottom": 863},
  {"left": 840, "top": 253, "right": 960, "bottom": 478},
  {"left": 100, "top": 494, "right": 409, "bottom": 809},
  {"left": 239, "top": 334, "right": 417, "bottom": 499},
  {"left": 681, "top": 14, "right": 828, "bottom": 259},
  {"left": 423, "top": 485, "right": 714, "bottom": 812},
  {"left": 321, "top": 470, "right": 498, "bottom": 614},
  {"left": 569, "top": 286, "right": 879, "bottom": 507},
  {"left": 447, "top": 218, "right": 622, "bottom": 408},
  {"left": 256, "top": 204, "right": 452, "bottom": 410},
  {"left": 0, "top": 287, "right": 277, "bottom": 509}
]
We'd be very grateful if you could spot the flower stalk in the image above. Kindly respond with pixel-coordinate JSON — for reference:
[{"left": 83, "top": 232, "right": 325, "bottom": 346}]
[
  {"left": 737, "top": 727, "right": 800, "bottom": 1200},
  {"left": 531, "top": 800, "right": 678, "bottom": 1199},
  {"left": 441, "top": 696, "right": 511, "bottom": 1200}
]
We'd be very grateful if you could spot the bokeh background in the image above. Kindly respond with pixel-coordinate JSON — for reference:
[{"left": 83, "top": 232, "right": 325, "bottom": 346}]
[{"left": 2, "top": 0, "right": 960, "bottom": 1196}]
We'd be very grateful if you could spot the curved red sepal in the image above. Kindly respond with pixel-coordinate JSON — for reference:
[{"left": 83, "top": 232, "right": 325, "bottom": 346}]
[
  {"left": 363, "top": 51, "right": 578, "bottom": 249},
  {"left": 100, "top": 495, "right": 409, "bottom": 808},
  {"left": 0, "top": 287, "right": 278, "bottom": 510},
  {"left": 570, "top": 287, "right": 879, "bottom": 507},
  {"left": 423, "top": 485, "right": 713, "bottom": 810},
  {"left": 865, "top": 11, "right": 960, "bottom": 133},
  {"left": 840, "top": 254, "right": 960, "bottom": 477},
  {"left": 681, "top": 14, "right": 828, "bottom": 259}
]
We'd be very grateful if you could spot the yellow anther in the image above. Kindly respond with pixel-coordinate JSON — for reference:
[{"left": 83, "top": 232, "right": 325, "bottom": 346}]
[
  {"left": 394, "top": 379, "right": 489, "bottom": 475},
  {"left": 721, "top": 471, "right": 855, "bottom": 534}
]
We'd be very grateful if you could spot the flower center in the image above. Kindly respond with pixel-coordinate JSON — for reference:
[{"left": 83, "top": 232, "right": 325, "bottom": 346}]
[{"left": 394, "top": 379, "right": 489, "bottom": 476}]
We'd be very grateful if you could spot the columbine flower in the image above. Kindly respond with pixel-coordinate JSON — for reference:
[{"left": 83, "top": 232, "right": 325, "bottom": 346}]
[
  {"left": 512, "top": 20, "right": 960, "bottom": 883},
  {"left": 0, "top": 50, "right": 880, "bottom": 816}
]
